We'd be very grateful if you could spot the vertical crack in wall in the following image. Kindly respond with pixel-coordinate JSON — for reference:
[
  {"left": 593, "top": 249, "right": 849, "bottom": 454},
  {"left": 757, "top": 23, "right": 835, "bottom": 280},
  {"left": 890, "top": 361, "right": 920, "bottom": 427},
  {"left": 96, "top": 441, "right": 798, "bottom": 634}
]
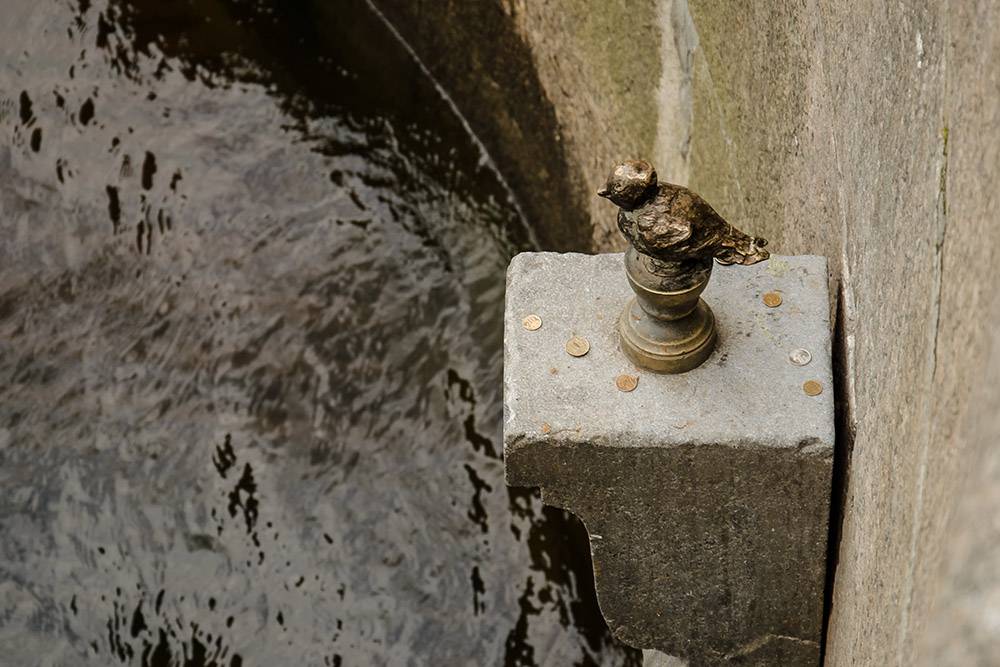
[
  {"left": 821, "top": 282, "right": 857, "bottom": 664},
  {"left": 811, "top": 4, "right": 859, "bottom": 656},
  {"left": 929, "top": 125, "right": 949, "bottom": 381},
  {"left": 898, "top": 7, "right": 951, "bottom": 660},
  {"left": 897, "top": 139, "right": 948, "bottom": 666},
  {"left": 898, "top": 121, "right": 951, "bottom": 667}
]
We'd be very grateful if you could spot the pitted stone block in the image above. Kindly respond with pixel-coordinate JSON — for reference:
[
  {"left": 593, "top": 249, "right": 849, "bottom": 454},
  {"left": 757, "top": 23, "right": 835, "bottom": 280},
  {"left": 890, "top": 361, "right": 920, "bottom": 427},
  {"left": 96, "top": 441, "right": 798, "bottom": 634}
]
[{"left": 503, "top": 252, "right": 833, "bottom": 666}]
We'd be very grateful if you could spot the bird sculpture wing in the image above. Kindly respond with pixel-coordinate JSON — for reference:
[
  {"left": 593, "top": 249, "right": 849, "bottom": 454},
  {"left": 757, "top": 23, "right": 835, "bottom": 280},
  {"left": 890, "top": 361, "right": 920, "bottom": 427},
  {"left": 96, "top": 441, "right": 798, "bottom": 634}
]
[
  {"left": 635, "top": 204, "right": 692, "bottom": 251},
  {"left": 617, "top": 200, "right": 692, "bottom": 260},
  {"left": 648, "top": 185, "right": 769, "bottom": 266}
]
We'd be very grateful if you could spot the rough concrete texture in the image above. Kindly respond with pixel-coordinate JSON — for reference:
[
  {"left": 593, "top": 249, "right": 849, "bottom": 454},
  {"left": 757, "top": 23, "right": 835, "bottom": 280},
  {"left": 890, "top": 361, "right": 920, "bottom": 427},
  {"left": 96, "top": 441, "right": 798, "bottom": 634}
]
[
  {"left": 370, "top": 1, "right": 1000, "bottom": 663},
  {"left": 918, "top": 379, "right": 1000, "bottom": 666},
  {"left": 504, "top": 252, "right": 833, "bottom": 665},
  {"left": 913, "top": 403, "right": 1000, "bottom": 664}
]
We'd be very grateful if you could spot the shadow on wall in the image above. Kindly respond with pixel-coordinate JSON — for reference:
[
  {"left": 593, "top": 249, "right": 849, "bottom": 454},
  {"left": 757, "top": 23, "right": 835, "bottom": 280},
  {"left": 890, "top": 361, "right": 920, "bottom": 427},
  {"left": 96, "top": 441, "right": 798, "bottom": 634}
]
[{"left": 370, "top": 0, "right": 593, "bottom": 252}]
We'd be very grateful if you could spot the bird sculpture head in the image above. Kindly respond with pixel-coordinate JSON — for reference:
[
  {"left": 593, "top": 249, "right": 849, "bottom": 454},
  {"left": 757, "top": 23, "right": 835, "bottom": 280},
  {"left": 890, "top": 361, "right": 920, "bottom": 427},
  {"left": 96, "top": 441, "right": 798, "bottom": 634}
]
[{"left": 597, "top": 159, "right": 657, "bottom": 211}]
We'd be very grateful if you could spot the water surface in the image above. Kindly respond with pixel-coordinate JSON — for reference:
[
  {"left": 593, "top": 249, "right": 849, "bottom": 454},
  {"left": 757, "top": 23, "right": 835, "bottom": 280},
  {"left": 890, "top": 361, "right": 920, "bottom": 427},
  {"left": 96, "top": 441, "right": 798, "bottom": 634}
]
[{"left": 0, "top": 1, "right": 639, "bottom": 665}]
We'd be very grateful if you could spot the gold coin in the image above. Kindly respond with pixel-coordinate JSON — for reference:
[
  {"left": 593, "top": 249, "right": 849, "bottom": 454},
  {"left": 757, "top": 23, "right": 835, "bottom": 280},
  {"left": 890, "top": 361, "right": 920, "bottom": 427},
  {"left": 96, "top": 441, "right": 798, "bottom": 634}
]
[
  {"left": 615, "top": 374, "right": 638, "bottom": 392},
  {"left": 565, "top": 336, "right": 590, "bottom": 357},
  {"left": 763, "top": 292, "right": 783, "bottom": 308},
  {"left": 522, "top": 314, "right": 542, "bottom": 331},
  {"left": 803, "top": 380, "right": 823, "bottom": 396}
]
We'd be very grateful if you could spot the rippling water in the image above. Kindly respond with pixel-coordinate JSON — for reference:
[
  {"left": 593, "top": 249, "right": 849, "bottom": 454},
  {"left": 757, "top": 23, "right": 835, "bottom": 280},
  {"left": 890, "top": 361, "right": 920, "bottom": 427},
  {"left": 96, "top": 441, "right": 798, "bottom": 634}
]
[{"left": 0, "top": 1, "right": 639, "bottom": 665}]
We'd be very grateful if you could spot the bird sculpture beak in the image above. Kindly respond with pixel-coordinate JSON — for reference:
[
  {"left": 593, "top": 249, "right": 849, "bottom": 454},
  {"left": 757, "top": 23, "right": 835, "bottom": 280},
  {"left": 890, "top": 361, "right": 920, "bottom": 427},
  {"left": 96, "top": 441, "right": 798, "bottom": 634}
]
[{"left": 597, "top": 187, "right": 610, "bottom": 198}]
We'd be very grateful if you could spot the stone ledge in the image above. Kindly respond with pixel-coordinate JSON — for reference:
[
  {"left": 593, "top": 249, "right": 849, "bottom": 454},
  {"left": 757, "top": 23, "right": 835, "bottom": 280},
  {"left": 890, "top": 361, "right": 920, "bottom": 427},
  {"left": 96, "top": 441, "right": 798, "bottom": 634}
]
[{"left": 502, "top": 252, "right": 833, "bottom": 665}]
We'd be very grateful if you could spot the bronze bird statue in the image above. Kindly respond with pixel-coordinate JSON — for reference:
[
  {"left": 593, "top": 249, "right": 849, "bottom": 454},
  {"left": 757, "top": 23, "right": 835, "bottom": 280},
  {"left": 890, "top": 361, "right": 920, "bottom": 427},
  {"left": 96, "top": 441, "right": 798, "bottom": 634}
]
[
  {"left": 599, "top": 159, "right": 771, "bottom": 373},
  {"left": 597, "top": 159, "right": 769, "bottom": 267}
]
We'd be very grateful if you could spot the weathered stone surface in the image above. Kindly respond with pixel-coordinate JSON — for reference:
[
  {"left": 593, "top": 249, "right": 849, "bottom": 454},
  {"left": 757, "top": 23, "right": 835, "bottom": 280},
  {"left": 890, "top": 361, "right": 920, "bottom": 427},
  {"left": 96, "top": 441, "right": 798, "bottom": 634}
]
[
  {"left": 918, "top": 382, "right": 1000, "bottom": 665},
  {"left": 503, "top": 252, "right": 833, "bottom": 665}
]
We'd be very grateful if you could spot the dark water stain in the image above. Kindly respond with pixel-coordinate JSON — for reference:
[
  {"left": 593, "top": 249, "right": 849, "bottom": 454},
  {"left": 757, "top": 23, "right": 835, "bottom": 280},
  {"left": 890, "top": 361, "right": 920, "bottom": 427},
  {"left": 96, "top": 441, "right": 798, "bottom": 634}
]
[
  {"left": 0, "top": 0, "right": 639, "bottom": 665},
  {"left": 85, "top": 584, "right": 248, "bottom": 666},
  {"left": 140, "top": 151, "right": 156, "bottom": 190},
  {"left": 80, "top": 97, "right": 96, "bottom": 125},
  {"left": 19, "top": 90, "right": 34, "bottom": 123}
]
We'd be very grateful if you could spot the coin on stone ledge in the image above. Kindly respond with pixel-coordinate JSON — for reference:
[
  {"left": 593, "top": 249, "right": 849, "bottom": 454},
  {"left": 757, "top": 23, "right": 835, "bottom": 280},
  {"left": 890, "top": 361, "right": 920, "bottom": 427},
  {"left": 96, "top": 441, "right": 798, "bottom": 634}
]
[
  {"left": 763, "top": 292, "right": 783, "bottom": 308},
  {"left": 615, "top": 374, "right": 638, "bottom": 392},
  {"left": 522, "top": 314, "right": 542, "bottom": 331},
  {"left": 565, "top": 336, "right": 590, "bottom": 357},
  {"left": 803, "top": 380, "right": 823, "bottom": 396}
]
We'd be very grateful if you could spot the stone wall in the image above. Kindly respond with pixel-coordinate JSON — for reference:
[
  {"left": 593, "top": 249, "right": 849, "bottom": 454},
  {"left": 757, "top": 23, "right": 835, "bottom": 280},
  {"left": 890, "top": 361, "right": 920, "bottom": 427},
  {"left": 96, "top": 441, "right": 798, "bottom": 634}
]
[
  {"left": 370, "top": 0, "right": 1000, "bottom": 663},
  {"left": 682, "top": 3, "right": 1000, "bottom": 664}
]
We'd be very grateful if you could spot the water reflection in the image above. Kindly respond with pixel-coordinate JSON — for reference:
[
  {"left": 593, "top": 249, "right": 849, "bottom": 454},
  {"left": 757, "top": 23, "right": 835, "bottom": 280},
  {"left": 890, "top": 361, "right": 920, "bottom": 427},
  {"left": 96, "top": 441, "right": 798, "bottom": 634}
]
[{"left": 0, "top": 0, "right": 639, "bottom": 665}]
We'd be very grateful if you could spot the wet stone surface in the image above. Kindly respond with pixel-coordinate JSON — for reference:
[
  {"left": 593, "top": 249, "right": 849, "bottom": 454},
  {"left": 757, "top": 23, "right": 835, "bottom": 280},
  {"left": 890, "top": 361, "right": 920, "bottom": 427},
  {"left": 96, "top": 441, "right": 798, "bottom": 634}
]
[{"left": 0, "top": 1, "right": 639, "bottom": 666}]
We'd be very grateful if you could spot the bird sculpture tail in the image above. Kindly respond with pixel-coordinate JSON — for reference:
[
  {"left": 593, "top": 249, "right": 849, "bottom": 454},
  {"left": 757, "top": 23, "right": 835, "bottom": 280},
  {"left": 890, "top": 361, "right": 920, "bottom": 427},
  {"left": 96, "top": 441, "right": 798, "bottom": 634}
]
[{"left": 715, "top": 228, "right": 770, "bottom": 266}]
